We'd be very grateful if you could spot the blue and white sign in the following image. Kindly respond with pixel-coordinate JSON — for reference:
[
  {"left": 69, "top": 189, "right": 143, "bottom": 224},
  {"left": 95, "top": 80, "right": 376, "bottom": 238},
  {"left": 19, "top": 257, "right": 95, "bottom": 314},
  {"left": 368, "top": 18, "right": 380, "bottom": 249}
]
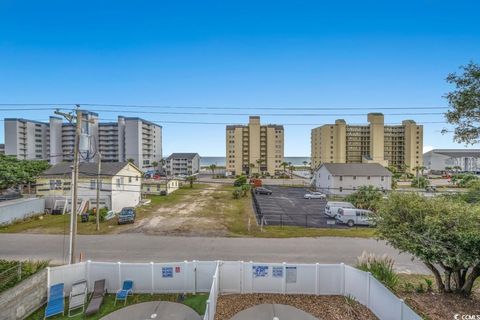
[
  {"left": 162, "top": 267, "right": 173, "bottom": 278},
  {"left": 252, "top": 265, "right": 269, "bottom": 277},
  {"left": 272, "top": 266, "right": 283, "bottom": 278}
]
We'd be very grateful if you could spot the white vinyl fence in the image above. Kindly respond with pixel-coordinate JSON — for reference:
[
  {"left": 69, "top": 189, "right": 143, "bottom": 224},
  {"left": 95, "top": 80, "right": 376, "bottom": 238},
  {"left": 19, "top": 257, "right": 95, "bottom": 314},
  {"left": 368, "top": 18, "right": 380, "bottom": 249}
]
[{"left": 47, "top": 261, "right": 420, "bottom": 320}]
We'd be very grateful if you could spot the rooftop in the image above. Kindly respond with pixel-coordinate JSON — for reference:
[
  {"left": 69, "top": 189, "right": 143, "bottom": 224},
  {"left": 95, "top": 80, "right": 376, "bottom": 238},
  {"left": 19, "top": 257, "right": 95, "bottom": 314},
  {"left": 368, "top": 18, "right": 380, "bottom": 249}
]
[
  {"left": 40, "top": 162, "right": 140, "bottom": 177},
  {"left": 425, "top": 149, "right": 480, "bottom": 158},
  {"left": 320, "top": 163, "right": 392, "bottom": 176},
  {"left": 167, "top": 153, "right": 200, "bottom": 160}
]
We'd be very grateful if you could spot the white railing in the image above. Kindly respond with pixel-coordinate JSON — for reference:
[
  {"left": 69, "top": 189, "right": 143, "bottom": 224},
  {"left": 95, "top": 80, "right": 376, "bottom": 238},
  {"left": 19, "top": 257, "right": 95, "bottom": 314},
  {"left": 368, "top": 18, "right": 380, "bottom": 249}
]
[{"left": 47, "top": 261, "right": 420, "bottom": 320}]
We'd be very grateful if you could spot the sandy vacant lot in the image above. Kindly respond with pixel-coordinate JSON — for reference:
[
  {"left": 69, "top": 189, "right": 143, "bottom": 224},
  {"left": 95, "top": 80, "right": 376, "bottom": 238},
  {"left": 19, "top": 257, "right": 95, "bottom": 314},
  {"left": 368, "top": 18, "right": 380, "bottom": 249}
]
[{"left": 120, "top": 183, "right": 253, "bottom": 236}]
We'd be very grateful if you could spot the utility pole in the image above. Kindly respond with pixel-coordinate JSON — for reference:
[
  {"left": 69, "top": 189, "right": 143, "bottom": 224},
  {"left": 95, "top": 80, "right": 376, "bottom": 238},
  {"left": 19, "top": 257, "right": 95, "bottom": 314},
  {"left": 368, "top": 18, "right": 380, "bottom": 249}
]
[
  {"left": 55, "top": 106, "right": 82, "bottom": 264},
  {"left": 96, "top": 152, "right": 102, "bottom": 231}
]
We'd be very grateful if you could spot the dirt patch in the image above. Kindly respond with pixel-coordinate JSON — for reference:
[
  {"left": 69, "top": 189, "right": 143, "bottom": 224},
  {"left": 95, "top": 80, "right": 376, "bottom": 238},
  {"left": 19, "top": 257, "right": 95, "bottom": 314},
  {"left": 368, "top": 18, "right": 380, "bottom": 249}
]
[
  {"left": 121, "top": 184, "right": 230, "bottom": 236},
  {"left": 400, "top": 291, "right": 480, "bottom": 320},
  {"left": 215, "top": 293, "right": 377, "bottom": 320}
]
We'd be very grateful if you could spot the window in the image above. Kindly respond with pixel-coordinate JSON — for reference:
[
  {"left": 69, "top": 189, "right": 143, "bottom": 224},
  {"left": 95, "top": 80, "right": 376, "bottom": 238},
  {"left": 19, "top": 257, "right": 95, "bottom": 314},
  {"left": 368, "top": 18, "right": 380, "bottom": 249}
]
[
  {"left": 353, "top": 176, "right": 356, "bottom": 180},
  {"left": 49, "top": 180, "right": 62, "bottom": 190},
  {"left": 129, "top": 176, "right": 132, "bottom": 183},
  {"left": 367, "top": 176, "right": 370, "bottom": 180},
  {"left": 339, "top": 187, "right": 343, "bottom": 192},
  {"left": 90, "top": 180, "right": 96, "bottom": 190},
  {"left": 339, "top": 176, "right": 343, "bottom": 181},
  {"left": 136, "top": 176, "right": 139, "bottom": 182},
  {"left": 381, "top": 176, "right": 384, "bottom": 182},
  {"left": 116, "top": 178, "right": 121, "bottom": 188}
]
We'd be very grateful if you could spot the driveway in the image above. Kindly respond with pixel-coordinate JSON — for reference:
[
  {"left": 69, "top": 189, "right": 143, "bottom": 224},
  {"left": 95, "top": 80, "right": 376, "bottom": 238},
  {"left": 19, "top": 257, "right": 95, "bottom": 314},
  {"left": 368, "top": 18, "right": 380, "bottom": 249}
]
[{"left": 0, "top": 233, "right": 428, "bottom": 274}]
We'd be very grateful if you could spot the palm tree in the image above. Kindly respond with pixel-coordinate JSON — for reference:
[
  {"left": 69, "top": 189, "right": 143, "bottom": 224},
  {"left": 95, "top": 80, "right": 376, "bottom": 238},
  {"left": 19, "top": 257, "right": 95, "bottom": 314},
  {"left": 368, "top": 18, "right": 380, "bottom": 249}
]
[
  {"left": 151, "top": 161, "right": 159, "bottom": 171},
  {"left": 453, "top": 165, "right": 462, "bottom": 173},
  {"left": 127, "top": 158, "right": 135, "bottom": 164},
  {"left": 160, "top": 158, "right": 166, "bottom": 174},
  {"left": 248, "top": 163, "right": 255, "bottom": 176},
  {"left": 288, "top": 165, "right": 295, "bottom": 179},
  {"left": 280, "top": 162, "right": 289, "bottom": 174},
  {"left": 302, "top": 161, "right": 308, "bottom": 168},
  {"left": 185, "top": 175, "right": 196, "bottom": 188},
  {"left": 412, "top": 165, "right": 426, "bottom": 178},
  {"left": 209, "top": 164, "right": 217, "bottom": 175},
  {"left": 400, "top": 163, "right": 410, "bottom": 181},
  {"left": 256, "top": 158, "right": 265, "bottom": 174}
]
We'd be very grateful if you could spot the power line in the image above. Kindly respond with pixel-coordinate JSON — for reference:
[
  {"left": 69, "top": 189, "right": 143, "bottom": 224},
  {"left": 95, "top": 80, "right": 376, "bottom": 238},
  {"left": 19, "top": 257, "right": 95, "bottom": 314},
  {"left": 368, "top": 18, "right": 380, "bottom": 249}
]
[{"left": 0, "top": 103, "right": 450, "bottom": 111}]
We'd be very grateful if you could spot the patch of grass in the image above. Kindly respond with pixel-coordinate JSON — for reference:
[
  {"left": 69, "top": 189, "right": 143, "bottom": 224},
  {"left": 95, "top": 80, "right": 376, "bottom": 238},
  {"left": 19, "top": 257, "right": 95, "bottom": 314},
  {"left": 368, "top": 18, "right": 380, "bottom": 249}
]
[
  {"left": 250, "top": 226, "right": 376, "bottom": 238},
  {"left": 27, "top": 293, "right": 208, "bottom": 320}
]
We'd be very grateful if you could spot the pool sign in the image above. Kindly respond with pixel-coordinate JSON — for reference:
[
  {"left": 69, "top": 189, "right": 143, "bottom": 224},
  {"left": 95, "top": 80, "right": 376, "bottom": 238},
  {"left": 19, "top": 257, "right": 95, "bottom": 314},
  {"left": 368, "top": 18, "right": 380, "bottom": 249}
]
[
  {"left": 175, "top": 266, "right": 181, "bottom": 273},
  {"left": 252, "top": 265, "right": 269, "bottom": 277},
  {"left": 162, "top": 267, "right": 173, "bottom": 278},
  {"left": 272, "top": 266, "right": 283, "bottom": 278}
]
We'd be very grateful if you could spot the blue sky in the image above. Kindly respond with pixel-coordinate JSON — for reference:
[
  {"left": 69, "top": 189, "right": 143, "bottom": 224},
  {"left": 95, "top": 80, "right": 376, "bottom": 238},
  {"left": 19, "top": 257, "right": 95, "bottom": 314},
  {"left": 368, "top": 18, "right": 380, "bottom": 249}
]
[{"left": 0, "top": 0, "right": 479, "bottom": 156}]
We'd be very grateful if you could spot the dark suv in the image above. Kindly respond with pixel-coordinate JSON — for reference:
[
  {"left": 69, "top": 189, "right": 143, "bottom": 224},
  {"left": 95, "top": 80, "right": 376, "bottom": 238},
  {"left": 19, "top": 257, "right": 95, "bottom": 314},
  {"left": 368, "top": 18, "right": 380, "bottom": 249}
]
[
  {"left": 254, "top": 187, "right": 273, "bottom": 195},
  {"left": 118, "top": 207, "right": 136, "bottom": 224}
]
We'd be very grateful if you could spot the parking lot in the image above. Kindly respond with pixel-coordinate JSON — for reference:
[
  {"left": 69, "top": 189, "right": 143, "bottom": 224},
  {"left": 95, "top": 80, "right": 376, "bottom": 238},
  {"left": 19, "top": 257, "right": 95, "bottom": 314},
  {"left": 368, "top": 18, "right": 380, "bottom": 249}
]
[{"left": 252, "top": 186, "right": 345, "bottom": 228}]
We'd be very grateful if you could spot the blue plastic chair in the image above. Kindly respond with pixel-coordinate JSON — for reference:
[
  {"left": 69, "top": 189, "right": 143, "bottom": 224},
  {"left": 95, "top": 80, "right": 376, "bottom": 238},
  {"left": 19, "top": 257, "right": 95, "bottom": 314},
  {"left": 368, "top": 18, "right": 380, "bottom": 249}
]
[
  {"left": 44, "top": 283, "right": 65, "bottom": 319},
  {"left": 115, "top": 280, "right": 133, "bottom": 306}
]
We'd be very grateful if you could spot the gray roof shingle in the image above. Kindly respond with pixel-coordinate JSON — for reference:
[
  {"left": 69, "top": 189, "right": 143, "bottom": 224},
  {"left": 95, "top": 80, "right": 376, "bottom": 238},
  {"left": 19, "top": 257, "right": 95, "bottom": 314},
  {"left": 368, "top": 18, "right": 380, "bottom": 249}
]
[
  {"left": 320, "top": 163, "right": 392, "bottom": 176},
  {"left": 40, "top": 162, "right": 136, "bottom": 177},
  {"left": 167, "top": 153, "right": 200, "bottom": 160}
]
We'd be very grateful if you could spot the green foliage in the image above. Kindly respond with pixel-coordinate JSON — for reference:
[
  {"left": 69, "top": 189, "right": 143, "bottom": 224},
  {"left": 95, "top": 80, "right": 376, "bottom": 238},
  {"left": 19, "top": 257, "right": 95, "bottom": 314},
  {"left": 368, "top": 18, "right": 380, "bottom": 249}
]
[
  {"left": 345, "top": 186, "right": 383, "bottom": 210},
  {"left": 463, "top": 180, "right": 480, "bottom": 203},
  {"left": 386, "top": 166, "right": 401, "bottom": 189},
  {"left": 444, "top": 62, "right": 480, "bottom": 144},
  {"left": 0, "top": 155, "right": 50, "bottom": 190},
  {"left": 411, "top": 176, "right": 430, "bottom": 188},
  {"left": 208, "top": 164, "right": 217, "bottom": 174},
  {"left": 234, "top": 175, "right": 247, "bottom": 187},
  {"left": 375, "top": 192, "right": 480, "bottom": 296},
  {"left": 452, "top": 173, "right": 478, "bottom": 187},
  {"left": 0, "top": 259, "right": 49, "bottom": 293},
  {"left": 232, "top": 188, "right": 242, "bottom": 199},
  {"left": 355, "top": 251, "right": 398, "bottom": 289}
]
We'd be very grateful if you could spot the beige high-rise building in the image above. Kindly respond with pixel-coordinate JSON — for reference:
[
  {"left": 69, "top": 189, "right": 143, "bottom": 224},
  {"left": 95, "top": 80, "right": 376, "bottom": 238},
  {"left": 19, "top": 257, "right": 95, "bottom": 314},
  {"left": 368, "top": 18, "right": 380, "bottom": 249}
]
[
  {"left": 311, "top": 113, "right": 423, "bottom": 172},
  {"left": 226, "top": 116, "right": 284, "bottom": 176}
]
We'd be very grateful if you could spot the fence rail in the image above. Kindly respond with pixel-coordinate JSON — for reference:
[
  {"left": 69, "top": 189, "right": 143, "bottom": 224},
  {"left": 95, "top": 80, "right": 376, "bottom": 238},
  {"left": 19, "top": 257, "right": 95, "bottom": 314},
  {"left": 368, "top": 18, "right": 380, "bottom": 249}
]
[{"left": 48, "top": 261, "right": 420, "bottom": 320}]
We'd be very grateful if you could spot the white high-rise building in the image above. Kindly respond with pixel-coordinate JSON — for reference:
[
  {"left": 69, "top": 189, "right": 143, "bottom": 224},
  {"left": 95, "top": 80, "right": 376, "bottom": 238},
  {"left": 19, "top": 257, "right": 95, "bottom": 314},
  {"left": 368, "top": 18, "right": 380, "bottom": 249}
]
[{"left": 4, "top": 112, "right": 162, "bottom": 170}]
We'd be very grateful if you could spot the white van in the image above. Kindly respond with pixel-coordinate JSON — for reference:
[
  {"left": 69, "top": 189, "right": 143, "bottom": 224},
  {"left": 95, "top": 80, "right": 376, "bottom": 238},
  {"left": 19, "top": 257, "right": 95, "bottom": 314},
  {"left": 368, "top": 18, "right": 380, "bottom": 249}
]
[
  {"left": 325, "top": 201, "right": 355, "bottom": 218},
  {"left": 336, "top": 208, "right": 374, "bottom": 227}
]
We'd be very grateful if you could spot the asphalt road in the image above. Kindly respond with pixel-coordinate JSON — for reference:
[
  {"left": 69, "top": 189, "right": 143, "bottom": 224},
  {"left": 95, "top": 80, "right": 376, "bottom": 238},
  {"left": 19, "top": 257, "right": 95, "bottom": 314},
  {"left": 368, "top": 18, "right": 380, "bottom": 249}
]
[{"left": 0, "top": 234, "right": 428, "bottom": 274}]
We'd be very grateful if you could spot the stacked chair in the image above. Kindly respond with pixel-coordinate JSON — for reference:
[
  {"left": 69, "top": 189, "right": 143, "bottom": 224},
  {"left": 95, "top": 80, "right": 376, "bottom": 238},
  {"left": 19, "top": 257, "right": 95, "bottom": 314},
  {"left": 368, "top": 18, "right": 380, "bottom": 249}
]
[{"left": 44, "top": 283, "right": 65, "bottom": 319}]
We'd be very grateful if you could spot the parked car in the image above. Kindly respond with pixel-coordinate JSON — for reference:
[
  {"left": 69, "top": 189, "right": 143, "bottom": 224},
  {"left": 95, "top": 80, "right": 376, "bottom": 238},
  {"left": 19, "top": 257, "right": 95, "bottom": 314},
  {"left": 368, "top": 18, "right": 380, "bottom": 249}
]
[
  {"left": 254, "top": 187, "right": 272, "bottom": 195},
  {"left": 336, "top": 208, "right": 374, "bottom": 227},
  {"left": 303, "top": 192, "right": 326, "bottom": 199},
  {"left": 117, "top": 207, "right": 136, "bottom": 225},
  {"left": 325, "top": 201, "right": 355, "bottom": 218}
]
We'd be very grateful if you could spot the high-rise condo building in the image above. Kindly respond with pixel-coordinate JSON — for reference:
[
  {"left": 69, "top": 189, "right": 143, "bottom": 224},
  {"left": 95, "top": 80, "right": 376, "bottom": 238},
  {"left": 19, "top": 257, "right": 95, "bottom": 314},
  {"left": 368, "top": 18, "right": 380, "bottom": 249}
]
[
  {"left": 226, "top": 116, "right": 284, "bottom": 176},
  {"left": 310, "top": 113, "right": 423, "bottom": 172},
  {"left": 4, "top": 112, "right": 162, "bottom": 170}
]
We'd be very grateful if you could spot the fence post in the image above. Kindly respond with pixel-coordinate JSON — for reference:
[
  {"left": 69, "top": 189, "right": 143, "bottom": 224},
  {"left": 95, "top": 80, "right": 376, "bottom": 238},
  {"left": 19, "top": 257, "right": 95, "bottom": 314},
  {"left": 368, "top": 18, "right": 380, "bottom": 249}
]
[
  {"left": 400, "top": 299, "right": 404, "bottom": 320},
  {"left": 183, "top": 260, "right": 188, "bottom": 294},
  {"left": 340, "top": 263, "right": 345, "bottom": 295},
  {"left": 249, "top": 261, "right": 254, "bottom": 294},
  {"left": 282, "top": 262, "right": 286, "bottom": 294},
  {"left": 46, "top": 266, "right": 51, "bottom": 296},
  {"left": 117, "top": 262, "right": 122, "bottom": 291},
  {"left": 205, "top": 300, "right": 210, "bottom": 320},
  {"left": 315, "top": 263, "right": 319, "bottom": 295},
  {"left": 193, "top": 260, "right": 198, "bottom": 295},
  {"left": 216, "top": 261, "right": 221, "bottom": 294},
  {"left": 240, "top": 261, "right": 244, "bottom": 294},
  {"left": 366, "top": 272, "right": 371, "bottom": 308},
  {"left": 86, "top": 260, "right": 91, "bottom": 289},
  {"left": 150, "top": 262, "right": 154, "bottom": 295}
]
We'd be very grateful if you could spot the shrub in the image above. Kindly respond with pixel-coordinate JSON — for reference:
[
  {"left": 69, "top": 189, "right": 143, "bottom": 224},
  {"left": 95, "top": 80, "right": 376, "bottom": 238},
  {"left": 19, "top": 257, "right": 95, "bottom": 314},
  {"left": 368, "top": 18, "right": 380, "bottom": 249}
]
[
  {"left": 355, "top": 251, "right": 398, "bottom": 289},
  {"left": 345, "top": 186, "right": 383, "bottom": 210},
  {"left": 411, "top": 176, "right": 430, "bottom": 188},
  {"left": 232, "top": 188, "right": 242, "bottom": 199},
  {"left": 234, "top": 175, "right": 247, "bottom": 187}
]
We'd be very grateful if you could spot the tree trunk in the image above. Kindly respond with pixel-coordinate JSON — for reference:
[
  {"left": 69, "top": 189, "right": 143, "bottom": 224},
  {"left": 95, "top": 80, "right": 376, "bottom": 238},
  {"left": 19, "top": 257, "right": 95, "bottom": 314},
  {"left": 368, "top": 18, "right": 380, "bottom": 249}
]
[
  {"left": 444, "top": 270, "right": 452, "bottom": 292},
  {"left": 461, "top": 265, "right": 480, "bottom": 296},
  {"left": 424, "top": 262, "right": 445, "bottom": 292}
]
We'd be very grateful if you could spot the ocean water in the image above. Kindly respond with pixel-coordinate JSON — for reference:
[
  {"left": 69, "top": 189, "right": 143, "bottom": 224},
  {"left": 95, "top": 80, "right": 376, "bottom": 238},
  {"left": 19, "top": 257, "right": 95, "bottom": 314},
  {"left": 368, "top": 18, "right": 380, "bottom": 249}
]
[{"left": 200, "top": 156, "right": 310, "bottom": 166}]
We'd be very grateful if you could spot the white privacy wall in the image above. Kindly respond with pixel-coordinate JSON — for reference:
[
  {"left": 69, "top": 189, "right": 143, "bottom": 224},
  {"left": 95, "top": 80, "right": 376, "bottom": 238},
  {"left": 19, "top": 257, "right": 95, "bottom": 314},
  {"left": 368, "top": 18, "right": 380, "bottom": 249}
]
[{"left": 47, "top": 261, "right": 421, "bottom": 320}]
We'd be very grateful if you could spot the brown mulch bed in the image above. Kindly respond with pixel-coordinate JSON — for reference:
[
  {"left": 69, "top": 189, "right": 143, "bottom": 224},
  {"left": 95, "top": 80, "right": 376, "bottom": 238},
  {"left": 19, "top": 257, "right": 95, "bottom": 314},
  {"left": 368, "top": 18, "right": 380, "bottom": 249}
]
[
  {"left": 215, "top": 293, "right": 378, "bottom": 320},
  {"left": 400, "top": 292, "right": 480, "bottom": 320}
]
